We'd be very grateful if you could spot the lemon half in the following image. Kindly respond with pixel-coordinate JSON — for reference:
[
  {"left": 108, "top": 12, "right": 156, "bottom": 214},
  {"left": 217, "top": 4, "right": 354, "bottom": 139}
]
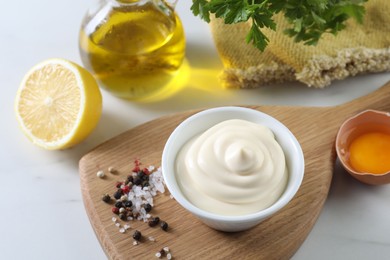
[{"left": 15, "top": 58, "right": 102, "bottom": 150}]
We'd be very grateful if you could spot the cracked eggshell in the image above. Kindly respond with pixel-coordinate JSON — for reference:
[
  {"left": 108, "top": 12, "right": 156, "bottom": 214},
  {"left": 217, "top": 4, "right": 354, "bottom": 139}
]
[{"left": 336, "top": 109, "right": 390, "bottom": 185}]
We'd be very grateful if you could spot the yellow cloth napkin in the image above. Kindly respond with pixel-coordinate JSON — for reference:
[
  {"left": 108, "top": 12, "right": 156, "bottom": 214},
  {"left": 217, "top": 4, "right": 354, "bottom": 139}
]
[{"left": 210, "top": 0, "right": 390, "bottom": 88}]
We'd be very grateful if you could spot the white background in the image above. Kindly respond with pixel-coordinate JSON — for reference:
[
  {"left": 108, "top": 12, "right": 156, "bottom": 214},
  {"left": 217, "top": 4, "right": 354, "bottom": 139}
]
[{"left": 1, "top": 0, "right": 390, "bottom": 259}]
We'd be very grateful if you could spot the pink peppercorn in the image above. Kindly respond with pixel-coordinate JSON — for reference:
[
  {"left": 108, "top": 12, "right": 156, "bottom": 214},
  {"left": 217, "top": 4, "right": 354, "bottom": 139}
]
[
  {"left": 112, "top": 207, "right": 120, "bottom": 214},
  {"left": 122, "top": 185, "right": 130, "bottom": 193},
  {"left": 143, "top": 168, "right": 150, "bottom": 175}
]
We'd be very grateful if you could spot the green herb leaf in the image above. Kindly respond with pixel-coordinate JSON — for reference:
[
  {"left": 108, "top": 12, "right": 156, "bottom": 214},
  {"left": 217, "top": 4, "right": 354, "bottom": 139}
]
[
  {"left": 191, "top": 0, "right": 367, "bottom": 51},
  {"left": 246, "top": 20, "right": 269, "bottom": 52},
  {"left": 191, "top": 0, "right": 211, "bottom": 22},
  {"left": 207, "top": 0, "right": 250, "bottom": 24}
]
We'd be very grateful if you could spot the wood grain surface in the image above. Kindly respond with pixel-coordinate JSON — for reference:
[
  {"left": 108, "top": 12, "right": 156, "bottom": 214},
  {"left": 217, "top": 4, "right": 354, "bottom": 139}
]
[{"left": 79, "top": 81, "right": 390, "bottom": 260}]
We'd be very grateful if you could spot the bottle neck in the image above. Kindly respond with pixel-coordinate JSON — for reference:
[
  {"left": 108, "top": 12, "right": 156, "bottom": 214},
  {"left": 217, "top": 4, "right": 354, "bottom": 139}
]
[
  {"left": 110, "top": 0, "right": 148, "bottom": 6},
  {"left": 115, "top": 0, "right": 141, "bottom": 3}
]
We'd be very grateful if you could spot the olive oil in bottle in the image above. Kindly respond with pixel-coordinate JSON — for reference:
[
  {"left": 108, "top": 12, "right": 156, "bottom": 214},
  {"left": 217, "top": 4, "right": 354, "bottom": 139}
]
[{"left": 79, "top": 0, "right": 185, "bottom": 99}]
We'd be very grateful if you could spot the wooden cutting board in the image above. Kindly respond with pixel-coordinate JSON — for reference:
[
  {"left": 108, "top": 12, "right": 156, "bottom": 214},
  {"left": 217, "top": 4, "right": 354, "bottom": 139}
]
[{"left": 79, "top": 81, "right": 390, "bottom": 260}]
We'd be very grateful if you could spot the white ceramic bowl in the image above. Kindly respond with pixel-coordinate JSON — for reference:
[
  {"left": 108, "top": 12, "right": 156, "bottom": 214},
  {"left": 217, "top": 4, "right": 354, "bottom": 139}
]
[{"left": 162, "top": 106, "right": 304, "bottom": 232}]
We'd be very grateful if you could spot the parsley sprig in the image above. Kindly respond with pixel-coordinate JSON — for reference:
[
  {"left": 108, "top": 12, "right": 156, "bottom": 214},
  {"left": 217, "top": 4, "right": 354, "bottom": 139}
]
[{"left": 191, "top": 0, "right": 367, "bottom": 51}]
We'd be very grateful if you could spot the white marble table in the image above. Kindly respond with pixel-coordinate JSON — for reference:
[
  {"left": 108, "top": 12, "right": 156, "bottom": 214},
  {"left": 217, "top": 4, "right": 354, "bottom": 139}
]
[{"left": 1, "top": 0, "right": 390, "bottom": 259}]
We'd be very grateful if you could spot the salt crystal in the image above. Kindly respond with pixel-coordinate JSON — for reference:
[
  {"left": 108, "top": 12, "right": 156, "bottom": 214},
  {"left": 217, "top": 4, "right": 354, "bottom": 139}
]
[
  {"left": 133, "top": 241, "right": 139, "bottom": 246},
  {"left": 115, "top": 223, "right": 121, "bottom": 227},
  {"left": 163, "top": 247, "right": 170, "bottom": 253},
  {"left": 155, "top": 252, "right": 162, "bottom": 258},
  {"left": 140, "top": 207, "right": 146, "bottom": 214},
  {"left": 124, "top": 224, "right": 130, "bottom": 230},
  {"left": 112, "top": 217, "right": 117, "bottom": 222},
  {"left": 155, "top": 183, "right": 164, "bottom": 193},
  {"left": 119, "top": 228, "right": 125, "bottom": 233},
  {"left": 166, "top": 253, "right": 172, "bottom": 260},
  {"left": 135, "top": 200, "right": 142, "bottom": 211},
  {"left": 148, "top": 236, "right": 156, "bottom": 242}
]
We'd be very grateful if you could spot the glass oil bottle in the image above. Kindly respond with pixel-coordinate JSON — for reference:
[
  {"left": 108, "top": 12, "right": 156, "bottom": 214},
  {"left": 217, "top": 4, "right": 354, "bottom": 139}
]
[{"left": 79, "top": 0, "right": 185, "bottom": 100}]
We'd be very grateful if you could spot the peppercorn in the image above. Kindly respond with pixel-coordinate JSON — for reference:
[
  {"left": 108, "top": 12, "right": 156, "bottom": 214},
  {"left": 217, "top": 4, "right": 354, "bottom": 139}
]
[
  {"left": 137, "top": 171, "right": 145, "bottom": 179},
  {"left": 160, "top": 221, "right": 168, "bottom": 231},
  {"left": 148, "top": 216, "right": 160, "bottom": 227},
  {"left": 122, "top": 185, "right": 130, "bottom": 194},
  {"left": 124, "top": 201, "right": 133, "bottom": 208},
  {"left": 112, "top": 207, "right": 120, "bottom": 214},
  {"left": 143, "top": 167, "right": 150, "bottom": 175},
  {"left": 115, "top": 201, "right": 123, "bottom": 208},
  {"left": 144, "top": 203, "right": 152, "bottom": 213},
  {"left": 113, "top": 189, "right": 123, "bottom": 200},
  {"left": 127, "top": 175, "right": 134, "bottom": 183},
  {"left": 133, "top": 177, "right": 142, "bottom": 186},
  {"left": 132, "top": 166, "right": 140, "bottom": 173},
  {"left": 133, "top": 230, "right": 142, "bottom": 241},
  {"left": 119, "top": 213, "right": 127, "bottom": 221},
  {"left": 102, "top": 194, "right": 111, "bottom": 203},
  {"left": 96, "top": 170, "right": 105, "bottom": 178}
]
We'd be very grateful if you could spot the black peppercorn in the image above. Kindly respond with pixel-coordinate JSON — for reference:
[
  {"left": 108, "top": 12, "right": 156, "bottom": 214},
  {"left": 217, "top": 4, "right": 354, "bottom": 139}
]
[
  {"left": 113, "top": 189, "right": 123, "bottom": 200},
  {"left": 148, "top": 216, "right": 160, "bottom": 227},
  {"left": 160, "top": 221, "right": 168, "bottom": 231},
  {"left": 127, "top": 175, "right": 133, "bottom": 183},
  {"left": 115, "top": 201, "right": 123, "bottom": 208},
  {"left": 137, "top": 171, "right": 145, "bottom": 179},
  {"left": 144, "top": 203, "right": 152, "bottom": 213},
  {"left": 119, "top": 213, "right": 127, "bottom": 221},
  {"left": 102, "top": 194, "right": 111, "bottom": 203},
  {"left": 124, "top": 200, "right": 133, "bottom": 208},
  {"left": 142, "top": 174, "right": 149, "bottom": 182},
  {"left": 133, "top": 230, "right": 142, "bottom": 241},
  {"left": 133, "top": 177, "right": 142, "bottom": 186}
]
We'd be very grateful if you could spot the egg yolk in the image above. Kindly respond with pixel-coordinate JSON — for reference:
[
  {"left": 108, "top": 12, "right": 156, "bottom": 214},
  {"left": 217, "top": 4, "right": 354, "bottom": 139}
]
[{"left": 349, "top": 132, "right": 390, "bottom": 174}]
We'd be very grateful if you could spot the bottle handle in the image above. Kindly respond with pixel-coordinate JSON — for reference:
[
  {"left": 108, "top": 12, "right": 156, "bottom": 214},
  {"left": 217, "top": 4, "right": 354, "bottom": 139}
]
[{"left": 164, "top": 0, "right": 177, "bottom": 9}]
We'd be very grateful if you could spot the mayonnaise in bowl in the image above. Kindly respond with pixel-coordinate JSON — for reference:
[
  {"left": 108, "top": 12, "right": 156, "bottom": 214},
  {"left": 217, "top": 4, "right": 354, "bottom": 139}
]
[
  {"left": 162, "top": 106, "right": 304, "bottom": 232},
  {"left": 176, "top": 119, "right": 288, "bottom": 216}
]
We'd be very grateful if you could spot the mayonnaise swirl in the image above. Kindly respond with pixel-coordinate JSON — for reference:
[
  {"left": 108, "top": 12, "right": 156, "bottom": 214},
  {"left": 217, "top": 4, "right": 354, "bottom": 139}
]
[{"left": 176, "top": 119, "right": 288, "bottom": 216}]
